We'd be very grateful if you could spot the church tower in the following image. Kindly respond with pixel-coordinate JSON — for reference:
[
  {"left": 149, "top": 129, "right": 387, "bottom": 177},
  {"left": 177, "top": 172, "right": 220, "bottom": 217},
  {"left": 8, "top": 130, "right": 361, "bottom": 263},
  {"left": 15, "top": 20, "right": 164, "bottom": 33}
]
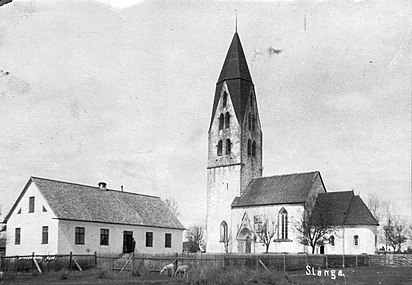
[{"left": 206, "top": 32, "right": 263, "bottom": 253}]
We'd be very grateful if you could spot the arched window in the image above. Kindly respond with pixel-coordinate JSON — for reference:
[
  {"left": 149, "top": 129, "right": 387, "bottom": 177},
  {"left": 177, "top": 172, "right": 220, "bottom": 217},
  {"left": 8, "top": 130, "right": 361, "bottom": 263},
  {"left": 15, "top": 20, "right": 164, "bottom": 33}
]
[
  {"left": 252, "top": 141, "right": 256, "bottom": 157},
  {"left": 248, "top": 113, "right": 251, "bottom": 130},
  {"left": 223, "top": 92, "right": 228, "bottom": 108},
  {"left": 220, "top": 221, "right": 228, "bottom": 242},
  {"left": 225, "top": 112, "right": 230, "bottom": 129},
  {"left": 251, "top": 115, "right": 256, "bottom": 131},
  {"left": 225, "top": 139, "right": 231, "bottom": 155},
  {"left": 329, "top": 235, "right": 335, "bottom": 246},
  {"left": 247, "top": 139, "right": 252, "bottom": 155},
  {"left": 218, "top": 114, "right": 224, "bottom": 130},
  {"left": 354, "top": 235, "right": 359, "bottom": 246},
  {"left": 217, "top": 140, "right": 223, "bottom": 156},
  {"left": 279, "top": 208, "right": 288, "bottom": 240}
]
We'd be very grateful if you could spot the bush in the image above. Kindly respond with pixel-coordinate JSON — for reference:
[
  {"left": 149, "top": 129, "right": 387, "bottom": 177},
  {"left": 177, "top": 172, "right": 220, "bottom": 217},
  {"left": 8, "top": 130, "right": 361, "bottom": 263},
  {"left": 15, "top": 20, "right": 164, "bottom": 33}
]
[
  {"left": 188, "top": 265, "right": 292, "bottom": 285},
  {"left": 59, "top": 270, "right": 69, "bottom": 280}
]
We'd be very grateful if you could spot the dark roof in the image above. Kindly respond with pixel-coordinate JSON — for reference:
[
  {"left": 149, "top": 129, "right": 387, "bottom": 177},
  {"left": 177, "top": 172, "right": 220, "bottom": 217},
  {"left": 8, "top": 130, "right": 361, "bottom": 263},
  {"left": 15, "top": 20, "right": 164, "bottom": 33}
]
[
  {"left": 4, "top": 177, "right": 185, "bottom": 230},
  {"left": 314, "top": 191, "right": 378, "bottom": 226},
  {"left": 209, "top": 33, "right": 254, "bottom": 130},
  {"left": 232, "top": 171, "right": 324, "bottom": 207}
]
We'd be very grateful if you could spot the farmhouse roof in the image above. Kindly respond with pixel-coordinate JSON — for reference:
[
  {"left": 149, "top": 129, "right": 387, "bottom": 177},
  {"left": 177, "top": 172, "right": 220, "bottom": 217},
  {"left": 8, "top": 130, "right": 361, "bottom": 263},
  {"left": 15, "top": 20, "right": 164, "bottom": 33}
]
[
  {"left": 231, "top": 171, "right": 325, "bottom": 207},
  {"left": 4, "top": 177, "right": 185, "bottom": 230},
  {"left": 314, "top": 191, "right": 379, "bottom": 226},
  {"left": 210, "top": 33, "right": 255, "bottom": 131}
]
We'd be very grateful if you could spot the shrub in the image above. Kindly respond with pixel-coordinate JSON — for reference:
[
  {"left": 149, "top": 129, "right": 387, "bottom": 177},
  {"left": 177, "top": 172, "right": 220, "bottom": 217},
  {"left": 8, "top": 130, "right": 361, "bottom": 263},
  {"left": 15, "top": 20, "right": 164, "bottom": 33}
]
[{"left": 59, "top": 270, "right": 69, "bottom": 280}]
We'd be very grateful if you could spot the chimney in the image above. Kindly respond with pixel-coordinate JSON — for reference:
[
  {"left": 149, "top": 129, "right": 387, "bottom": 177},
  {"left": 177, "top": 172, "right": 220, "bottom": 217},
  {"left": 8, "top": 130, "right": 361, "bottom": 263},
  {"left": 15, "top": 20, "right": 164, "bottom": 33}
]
[{"left": 98, "top": 182, "right": 107, "bottom": 190}]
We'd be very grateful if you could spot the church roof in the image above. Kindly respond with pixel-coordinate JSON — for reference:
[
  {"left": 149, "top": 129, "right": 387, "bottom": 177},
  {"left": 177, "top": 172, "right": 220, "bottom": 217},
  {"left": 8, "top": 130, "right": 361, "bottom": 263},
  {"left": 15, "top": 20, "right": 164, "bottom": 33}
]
[
  {"left": 4, "top": 177, "right": 185, "bottom": 230},
  {"left": 209, "top": 33, "right": 254, "bottom": 131},
  {"left": 231, "top": 171, "right": 323, "bottom": 207},
  {"left": 314, "top": 191, "right": 379, "bottom": 226}
]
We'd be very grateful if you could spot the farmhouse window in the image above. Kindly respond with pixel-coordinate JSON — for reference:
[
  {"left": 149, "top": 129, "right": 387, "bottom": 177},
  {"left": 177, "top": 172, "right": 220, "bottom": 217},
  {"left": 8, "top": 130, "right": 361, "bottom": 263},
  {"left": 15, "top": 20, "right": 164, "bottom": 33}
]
[
  {"left": 146, "top": 232, "right": 153, "bottom": 247},
  {"left": 42, "top": 226, "right": 48, "bottom": 244},
  {"left": 29, "top": 196, "right": 35, "bottom": 213},
  {"left": 165, "top": 233, "right": 172, "bottom": 248},
  {"left": 75, "top": 227, "right": 85, "bottom": 245},
  {"left": 15, "top": 228, "right": 21, "bottom": 245},
  {"left": 100, "top": 229, "right": 109, "bottom": 245}
]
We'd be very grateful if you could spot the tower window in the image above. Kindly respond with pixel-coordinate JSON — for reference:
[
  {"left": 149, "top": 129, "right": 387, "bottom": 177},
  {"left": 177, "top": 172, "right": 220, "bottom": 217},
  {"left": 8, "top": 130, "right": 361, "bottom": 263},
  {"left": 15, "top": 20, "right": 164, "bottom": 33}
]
[
  {"left": 217, "top": 140, "right": 223, "bottom": 156},
  {"left": 247, "top": 139, "right": 252, "bottom": 155},
  {"left": 251, "top": 115, "right": 256, "bottom": 131},
  {"left": 248, "top": 114, "right": 251, "bottom": 130},
  {"left": 220, "top": 221, "right": 228, "bottom": 242},
  {"left": 278, "top": 208, "right": 288, "bottom": 240},
  {"left": 252, "top": 141, "right": 256, "bottom": 157},
  {"left": 225, "top": 139, "right": 231, "bottom": 155},
  {"left": 219, "top": 114, "right": 224, "bottom": 130},
  {"left": 29, "top": 196, "right": 35, "bottom": 213},
  {"left": 223, "top": 92, "right": 228, "bottom": 108},
  {"left": 225, "top": 112, "right": 230, "bottom": 129}
]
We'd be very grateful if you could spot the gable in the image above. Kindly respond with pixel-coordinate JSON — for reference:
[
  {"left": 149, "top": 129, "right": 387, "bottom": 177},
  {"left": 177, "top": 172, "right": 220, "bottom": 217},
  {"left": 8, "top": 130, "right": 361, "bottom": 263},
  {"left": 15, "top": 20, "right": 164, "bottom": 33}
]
[{"left": 231, "top": 171, "right": 324, "bottom": 207}]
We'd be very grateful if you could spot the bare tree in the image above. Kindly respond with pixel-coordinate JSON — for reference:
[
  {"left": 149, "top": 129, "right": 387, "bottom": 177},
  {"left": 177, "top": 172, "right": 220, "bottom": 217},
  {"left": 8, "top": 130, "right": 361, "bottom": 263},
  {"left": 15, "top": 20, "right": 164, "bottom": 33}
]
[
  {"left": 366, "top": 193, "right": 388, "bottom": 224},
  {"left": 255, "top": 218, "right": 276, "bottom": 253},
  {"left": 187, "top": 225, "right": 204, "bottom": 253},
  {"left": 163, "top": 197, "right": 180, "bottom": 218},
  {"left": 295, "top": 195, "right": 334, "bottom": 254}
]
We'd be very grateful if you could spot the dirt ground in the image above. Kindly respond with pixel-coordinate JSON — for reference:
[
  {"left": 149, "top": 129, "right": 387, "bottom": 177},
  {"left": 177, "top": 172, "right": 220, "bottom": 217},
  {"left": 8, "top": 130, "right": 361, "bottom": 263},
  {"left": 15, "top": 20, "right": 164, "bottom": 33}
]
[{"left": 1, "top": 266, "right": 412, "bottom": 284}]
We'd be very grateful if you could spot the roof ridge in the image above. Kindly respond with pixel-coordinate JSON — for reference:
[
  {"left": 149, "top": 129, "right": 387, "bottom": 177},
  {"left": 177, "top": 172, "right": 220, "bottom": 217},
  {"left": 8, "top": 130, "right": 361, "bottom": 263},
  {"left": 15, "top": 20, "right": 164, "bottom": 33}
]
[
  {"left": 258, "top": 171, "right": 320, "bottom": 179},
  {"left": 30, "top": 176, "right": 160, "bottom": 199}
]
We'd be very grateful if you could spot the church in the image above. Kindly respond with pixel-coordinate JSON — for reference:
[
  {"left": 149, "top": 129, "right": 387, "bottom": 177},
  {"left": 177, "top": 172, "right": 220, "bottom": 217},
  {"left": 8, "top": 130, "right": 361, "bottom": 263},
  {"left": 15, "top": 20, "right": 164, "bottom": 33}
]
[{"left": 205, "top": 32, "right": 378, "bottom": 255}]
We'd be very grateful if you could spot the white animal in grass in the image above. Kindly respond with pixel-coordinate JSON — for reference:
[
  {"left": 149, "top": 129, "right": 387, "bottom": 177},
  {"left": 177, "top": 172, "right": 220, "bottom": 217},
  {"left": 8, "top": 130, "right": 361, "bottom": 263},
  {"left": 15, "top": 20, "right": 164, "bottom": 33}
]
[
  {"left": 173, "top": 265, "right": 188, "bottom": 277},
  {"left": 160, "top": 263, "right": 174, "bottom": 277}
]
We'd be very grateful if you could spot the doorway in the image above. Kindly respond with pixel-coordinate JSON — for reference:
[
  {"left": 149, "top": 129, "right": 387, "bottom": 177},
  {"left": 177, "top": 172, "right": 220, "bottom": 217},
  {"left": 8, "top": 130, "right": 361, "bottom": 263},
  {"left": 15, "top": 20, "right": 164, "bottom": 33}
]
[{"left": 123, "top": 231, "right": 134, "bottom": 253}]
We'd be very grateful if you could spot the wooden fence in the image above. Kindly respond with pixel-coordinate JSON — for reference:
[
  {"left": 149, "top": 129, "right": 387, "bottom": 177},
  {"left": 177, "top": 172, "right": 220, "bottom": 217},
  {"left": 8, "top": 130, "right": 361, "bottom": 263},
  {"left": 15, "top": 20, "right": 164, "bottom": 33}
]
[
  {"left": 371, "top": 253, "right": 412, "bottom": 267},
  {"left": 96, "top": 253, "right": 371, "bottom": 273},
  {"left": 0, "top": 252, "right": 96, "bottom": 273}
]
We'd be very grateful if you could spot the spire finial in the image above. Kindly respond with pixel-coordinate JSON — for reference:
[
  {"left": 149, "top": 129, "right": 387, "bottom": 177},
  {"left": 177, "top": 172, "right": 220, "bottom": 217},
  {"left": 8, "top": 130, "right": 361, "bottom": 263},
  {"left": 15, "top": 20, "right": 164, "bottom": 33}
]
[{"left": 235, "top": 10, "right": 238, "bottom": 33}]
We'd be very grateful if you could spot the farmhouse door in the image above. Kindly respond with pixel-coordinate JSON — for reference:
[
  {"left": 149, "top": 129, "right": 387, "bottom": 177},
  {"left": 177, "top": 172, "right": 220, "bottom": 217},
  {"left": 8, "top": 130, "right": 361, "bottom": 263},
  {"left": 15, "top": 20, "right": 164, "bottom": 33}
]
[{"left": 123, "top": 231, "right": 134, "bottom": 253}]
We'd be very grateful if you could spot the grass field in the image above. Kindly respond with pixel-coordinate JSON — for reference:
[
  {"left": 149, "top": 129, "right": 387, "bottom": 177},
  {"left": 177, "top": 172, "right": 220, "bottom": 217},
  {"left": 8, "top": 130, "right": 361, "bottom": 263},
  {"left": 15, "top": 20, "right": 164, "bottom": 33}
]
[{"left": 1, "top": 266, "right": 412, "bottom": 284}]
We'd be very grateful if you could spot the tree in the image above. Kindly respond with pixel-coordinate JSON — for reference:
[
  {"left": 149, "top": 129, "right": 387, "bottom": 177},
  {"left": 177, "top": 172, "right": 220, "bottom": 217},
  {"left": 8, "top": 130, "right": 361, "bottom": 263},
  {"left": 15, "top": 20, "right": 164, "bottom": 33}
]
[
  {"left": 366, "top": 193, "right": 388, "bottom": 224},
  {"left": 163, "top": 197, "right": 180, "bottom": 218},
  {"left": 187, "top": 225, "right": 204, "bottom": 253},
  {"left": 0, "top": 206, "right": 7, "bottom": 250},
  {"left": 295, "top": 195, "right": 334, "bottom": 254},
  {"left": 384, "top": 215, "right": 407, "bottom": 252},
  {"left": 255, "top": 218, "right": 276, "bottom": 253}
]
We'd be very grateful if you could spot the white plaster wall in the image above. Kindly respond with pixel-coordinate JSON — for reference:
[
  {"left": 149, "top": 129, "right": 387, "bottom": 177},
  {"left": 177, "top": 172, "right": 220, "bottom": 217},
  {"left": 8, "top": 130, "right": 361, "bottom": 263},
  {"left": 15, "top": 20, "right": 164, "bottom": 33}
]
[
  {"left": 322, "top": 226, "right": 377, "bottom": 255},
  {"left": 6, "top": 182, "right": 59, "bottom": 256},
  {"left": 231, "top": 204, "right": 306, "bottom": 253},
  {"left": 57, "top": 220, "right": 183, "bottom": 255}
]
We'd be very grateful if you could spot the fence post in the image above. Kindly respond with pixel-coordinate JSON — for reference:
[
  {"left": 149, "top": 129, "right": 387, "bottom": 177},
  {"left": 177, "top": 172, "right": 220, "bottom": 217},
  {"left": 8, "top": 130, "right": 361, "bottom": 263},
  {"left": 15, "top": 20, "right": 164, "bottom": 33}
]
[
  {"left": 94, "top": 251, "right": 97, "bottom": 268},
  {"left": 355, "top": 255, "right": 358, "bottom": 267},
  {"left": 222, "top": 255, "right": 225, "bottom": 269},
  {"left": 69, "top": 252, "right": 72, "bottom": 271},
  {"left": 325, "top": 255, "right": 328, "bottom": 269},
  {"left": 131, "top": 252, "right": 135, "bottom": 275},
  {"left": 342, "top": 254, "right": 345, "bottom": 268},
  {"left": 32, "top": 252, "right": 35, "bottom": 271},
  {"left": 283, "top": 254, "right": 286, "bottom": 273}
]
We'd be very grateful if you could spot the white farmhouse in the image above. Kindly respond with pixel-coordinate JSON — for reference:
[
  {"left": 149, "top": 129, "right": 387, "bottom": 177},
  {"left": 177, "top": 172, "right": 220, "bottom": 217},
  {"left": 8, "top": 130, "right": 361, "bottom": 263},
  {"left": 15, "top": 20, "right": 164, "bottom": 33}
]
[{"left": 4, "top": 177, "right": 185, "bottom": 256}]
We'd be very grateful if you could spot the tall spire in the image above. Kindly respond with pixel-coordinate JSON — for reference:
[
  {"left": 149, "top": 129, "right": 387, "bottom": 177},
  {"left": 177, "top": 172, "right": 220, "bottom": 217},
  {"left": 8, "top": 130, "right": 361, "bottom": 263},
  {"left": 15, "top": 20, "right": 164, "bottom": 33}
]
[{"left": 235, "top": 10, "right": 238, "bottom": 34}]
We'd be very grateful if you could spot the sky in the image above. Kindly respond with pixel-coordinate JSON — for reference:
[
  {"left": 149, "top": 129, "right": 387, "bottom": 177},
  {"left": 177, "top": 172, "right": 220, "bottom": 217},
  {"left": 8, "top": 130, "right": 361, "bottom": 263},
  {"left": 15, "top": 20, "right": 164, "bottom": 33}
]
[{"left": 0, "top": 0, "right": 410, "bottom": 228}]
